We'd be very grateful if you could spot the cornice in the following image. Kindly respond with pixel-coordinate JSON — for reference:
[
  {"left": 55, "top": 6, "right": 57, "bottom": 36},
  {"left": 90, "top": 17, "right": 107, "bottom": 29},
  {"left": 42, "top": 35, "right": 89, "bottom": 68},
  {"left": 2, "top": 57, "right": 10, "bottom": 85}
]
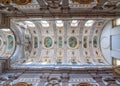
[
  {"left": 9, "top": 67, "right": 112, "bottom": 74},
  {"left": 6, "top": 12, "right": 120, "bottom": 18}
]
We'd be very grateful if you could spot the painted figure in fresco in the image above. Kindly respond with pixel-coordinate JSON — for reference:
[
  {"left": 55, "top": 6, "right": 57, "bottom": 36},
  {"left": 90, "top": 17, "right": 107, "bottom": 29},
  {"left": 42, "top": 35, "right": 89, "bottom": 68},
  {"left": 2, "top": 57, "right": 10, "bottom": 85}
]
[
  {"left": 8, "top": 35, "right": 14, "bottom": 50},
  {"left": 69, "top": 37, "right": 77, "bottom": 48},
  {"left": 44, "top": 37, "right": 53, "bottom": 48}
]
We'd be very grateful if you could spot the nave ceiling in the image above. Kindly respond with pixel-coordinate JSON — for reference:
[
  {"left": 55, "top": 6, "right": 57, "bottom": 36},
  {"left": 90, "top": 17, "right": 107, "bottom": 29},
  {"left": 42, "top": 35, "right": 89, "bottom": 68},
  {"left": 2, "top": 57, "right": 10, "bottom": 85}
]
[
  {"left": 0, "top": 0, "right": 120, "bottom": 69},
  {"left": 0, "top": 17, "right": 113, "bottom": 68},
  {"left": 0, "top": 1, "right": 120, "bottom": 86}
]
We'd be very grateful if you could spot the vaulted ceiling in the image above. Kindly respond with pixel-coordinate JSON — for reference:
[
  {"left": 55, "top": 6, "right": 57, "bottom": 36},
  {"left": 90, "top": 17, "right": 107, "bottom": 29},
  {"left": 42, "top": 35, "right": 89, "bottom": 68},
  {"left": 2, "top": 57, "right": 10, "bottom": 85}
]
[{"left": 0, "top": 0, "right": 119, "bottom": 68}]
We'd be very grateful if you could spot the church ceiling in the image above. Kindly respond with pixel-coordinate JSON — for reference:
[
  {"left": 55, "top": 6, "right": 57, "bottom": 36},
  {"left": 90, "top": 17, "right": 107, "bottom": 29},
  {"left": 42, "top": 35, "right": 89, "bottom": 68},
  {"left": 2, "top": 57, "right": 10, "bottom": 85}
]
[{"left": 0, "top": 18, "right": 111, "bottom": 68}]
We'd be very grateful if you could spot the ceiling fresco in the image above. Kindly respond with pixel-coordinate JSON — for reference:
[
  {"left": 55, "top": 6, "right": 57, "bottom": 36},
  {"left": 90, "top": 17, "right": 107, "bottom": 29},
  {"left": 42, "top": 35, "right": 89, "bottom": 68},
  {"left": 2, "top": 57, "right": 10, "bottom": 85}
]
[{"left": 0, "top": 18, "right": 111, "bottom": 68}]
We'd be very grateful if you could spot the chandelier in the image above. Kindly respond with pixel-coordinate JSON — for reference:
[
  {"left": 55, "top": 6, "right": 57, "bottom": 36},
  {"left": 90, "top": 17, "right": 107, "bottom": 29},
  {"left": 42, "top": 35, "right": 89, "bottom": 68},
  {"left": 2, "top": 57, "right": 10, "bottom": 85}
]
[{"left": 1, "top": 0, "right": 32, "bottom": 5}]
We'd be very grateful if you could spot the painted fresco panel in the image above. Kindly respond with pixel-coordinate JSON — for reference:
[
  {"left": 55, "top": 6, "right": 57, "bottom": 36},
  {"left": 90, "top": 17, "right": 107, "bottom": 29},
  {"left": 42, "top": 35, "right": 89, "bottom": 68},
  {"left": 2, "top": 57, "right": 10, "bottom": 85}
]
[
  {"left": 93, "top": 36, "right": 98, "bottom": 48},
  {"left": 34, "top": 37, "right": 38, "bottom": 48},
  {"left": 8, "top": 35, "right": 14, "bottom": 50},
  {"left": 69, "top": 37, "right": 77, "bottom": 48},
  {"left": 44, "top": 37, "right": 53, "bottom": 48}
]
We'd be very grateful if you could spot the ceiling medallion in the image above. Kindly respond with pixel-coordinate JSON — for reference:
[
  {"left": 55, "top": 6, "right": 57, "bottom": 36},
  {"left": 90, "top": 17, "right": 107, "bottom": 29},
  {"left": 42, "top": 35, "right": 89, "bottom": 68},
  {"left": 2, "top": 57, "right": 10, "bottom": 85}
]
[
  {"left": 71, "top": 0, "right": 94, "bottom": 4},
  {"left": 12, "top": 0, "right": 32, "bottom": 5}
]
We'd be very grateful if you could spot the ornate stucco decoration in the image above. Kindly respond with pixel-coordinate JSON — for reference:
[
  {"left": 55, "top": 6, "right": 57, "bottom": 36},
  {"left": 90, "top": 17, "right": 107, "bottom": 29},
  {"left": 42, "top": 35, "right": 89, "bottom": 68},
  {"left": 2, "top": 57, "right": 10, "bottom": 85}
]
[
  {"left": 44, "top": 0, "right": 62, "bottom": 9},
  {"left": 1, "top": 0, "right": 32, "bottom": 5},
  {"left": 46, "top": 77, "right": 61, "bottom": 86},
  {"left": 0, "top": 0, "right": 32, "bottom": 14},
  {"left": 102, "top": 1, "right": 117, "bottom": 10},
  {"left": 70, "top": 0, "right": 98, "bottom": 8}
]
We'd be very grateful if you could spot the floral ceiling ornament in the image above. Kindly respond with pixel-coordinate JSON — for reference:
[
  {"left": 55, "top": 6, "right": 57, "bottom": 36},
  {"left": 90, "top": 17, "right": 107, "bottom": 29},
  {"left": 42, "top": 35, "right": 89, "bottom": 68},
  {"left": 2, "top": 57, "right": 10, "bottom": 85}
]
[{"left": 71, "top": 0, "right": 94, "bottom": 4}]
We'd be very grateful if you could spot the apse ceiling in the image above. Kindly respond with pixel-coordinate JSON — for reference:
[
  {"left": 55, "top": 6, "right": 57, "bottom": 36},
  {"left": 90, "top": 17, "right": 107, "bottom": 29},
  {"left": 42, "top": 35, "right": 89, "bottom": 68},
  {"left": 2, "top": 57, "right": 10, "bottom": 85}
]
[{"left": 0, "top": 18, "right": 110, "bottom": 68}]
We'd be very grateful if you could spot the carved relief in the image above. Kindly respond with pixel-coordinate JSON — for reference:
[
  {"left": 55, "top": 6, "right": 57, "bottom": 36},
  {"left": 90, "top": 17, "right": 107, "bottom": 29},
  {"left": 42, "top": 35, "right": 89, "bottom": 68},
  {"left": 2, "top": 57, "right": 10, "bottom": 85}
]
[
  {"left": 45, "top": 77, "right": 61, "bottom": 86},
  {"left": 44, "top": 0, "right": 62, "bottom": 9}
]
